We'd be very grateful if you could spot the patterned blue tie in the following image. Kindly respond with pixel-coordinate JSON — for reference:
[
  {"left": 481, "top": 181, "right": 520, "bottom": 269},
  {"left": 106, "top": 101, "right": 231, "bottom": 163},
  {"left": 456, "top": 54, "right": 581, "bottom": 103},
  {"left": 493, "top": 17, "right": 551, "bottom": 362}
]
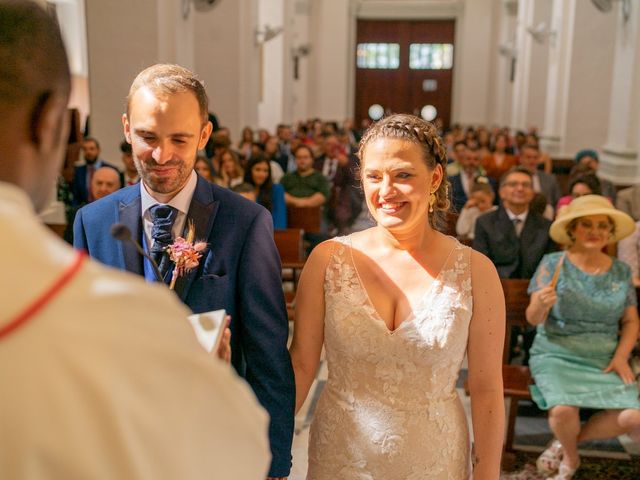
[{"left": 149, "top": 204, "right": 178, "bottom": 276}]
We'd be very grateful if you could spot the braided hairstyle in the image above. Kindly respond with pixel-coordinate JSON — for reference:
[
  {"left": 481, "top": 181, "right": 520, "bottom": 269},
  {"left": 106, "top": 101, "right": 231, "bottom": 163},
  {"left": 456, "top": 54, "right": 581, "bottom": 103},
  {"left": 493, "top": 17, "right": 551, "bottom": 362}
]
[{"left": 358, "top": 113, "right": 451, "bottom": 229}]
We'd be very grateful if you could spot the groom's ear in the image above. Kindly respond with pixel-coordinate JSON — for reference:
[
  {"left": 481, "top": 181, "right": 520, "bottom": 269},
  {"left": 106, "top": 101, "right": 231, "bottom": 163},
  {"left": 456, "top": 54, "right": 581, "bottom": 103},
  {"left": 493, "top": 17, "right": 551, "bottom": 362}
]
[
  {"left": 198, "top": 121, "right": 213, "bottom": 150},
  {"left": 122, "top": 113, "right": 132, "bottom": 143}
]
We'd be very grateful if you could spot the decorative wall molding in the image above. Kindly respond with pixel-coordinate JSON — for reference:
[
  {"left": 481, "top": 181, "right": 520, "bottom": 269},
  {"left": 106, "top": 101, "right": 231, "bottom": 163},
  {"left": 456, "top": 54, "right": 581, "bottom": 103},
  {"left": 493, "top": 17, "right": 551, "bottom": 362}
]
[{"left": 352, "top": 0, "right": 462, "bottom": 19}]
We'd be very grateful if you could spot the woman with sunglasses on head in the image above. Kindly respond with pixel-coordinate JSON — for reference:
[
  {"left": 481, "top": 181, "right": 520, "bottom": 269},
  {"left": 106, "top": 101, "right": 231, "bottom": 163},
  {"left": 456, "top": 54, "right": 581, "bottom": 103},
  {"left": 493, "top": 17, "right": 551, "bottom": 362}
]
[{"left": 526, "top": 195, "right": 640, "bottom": 480}]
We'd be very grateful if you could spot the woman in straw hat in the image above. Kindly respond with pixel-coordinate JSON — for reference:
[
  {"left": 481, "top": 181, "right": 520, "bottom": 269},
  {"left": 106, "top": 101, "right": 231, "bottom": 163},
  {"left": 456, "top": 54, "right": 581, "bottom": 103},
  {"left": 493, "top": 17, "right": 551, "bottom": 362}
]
[{"left": 525, "top": 195, "right": 640, "bottom": 479}]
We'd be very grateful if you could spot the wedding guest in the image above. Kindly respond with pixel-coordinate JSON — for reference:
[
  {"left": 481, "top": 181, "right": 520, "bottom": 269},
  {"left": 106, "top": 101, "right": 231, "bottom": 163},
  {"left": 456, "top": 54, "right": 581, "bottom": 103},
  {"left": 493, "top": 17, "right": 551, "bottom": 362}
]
[
  {"left": 281, "top": 144, "right": 330, "bottom": 209},
  {"left": 556, "top": 172, "right": 602, "bottom": 212},
  {"left": 244, "top": 155, "right": 287, "bottom": 229},
  {"left": 618, "top": 220, "right": 640, "bottom": 287},
  {"left": 263, "top": 136, "right": 285, "bottom": 183},
  {"left": 73, "top": 63, "right": 295, "bottom": 479},
  {"left": 456, "top": 180, "right": 497, "bottom": 240},
  {"left": 290, "top": 114, "right": 504, "bottom": 479},
  {"left": 194, "top": 155, "right": 214, "bottom": 182},
  {"left": 526, "top": 195, "right": 640, "bottom": 479},
  {"left": 445, "top": 139, "right": 467, "bottom": 176},
  {"left": 0, "top": 2, "right": 270, "bottom": 478},
  {"left": 231, "top": 182, "right": 257, "bottom": 202},
  {"left": 474, "top": 166, "right": 555, "bottom": 364},
  {"left": 90, "top": 166, "right": 121, "bottom": 201},
  {"left": 518, "top": 143, "right": 561, "bottom": 219},
  {"left": 525, "top": 134, "right": 553, "bottom": 174},
  {"left": 74, "top": 137, "right": 120, "bottom": 204},
  {"left": 237, "top": 126, "right": 254, "bottom": 153},
  {"left": 213, "top": 148, "right": 244, "bottom": 188},
  {"left": 482, "top": 133, "right": 518, "bottom": 182},
  {"left": 616, "top": 184, "right": 640, "bottom": 221},
  {"left": 120, "top": 140, "right": 139, "bottom": 186},
  {"left": 574, "top": 149, "right": 617, "bottom": 202},
  {"left": 449, "top": 146, "right": 494, "bottom": 212},
  {"left": 474, "top": 166, "right": 555, "bottom": 279},
  {"left": 477, "top": 128, "right": 491, "bottom": 159}
]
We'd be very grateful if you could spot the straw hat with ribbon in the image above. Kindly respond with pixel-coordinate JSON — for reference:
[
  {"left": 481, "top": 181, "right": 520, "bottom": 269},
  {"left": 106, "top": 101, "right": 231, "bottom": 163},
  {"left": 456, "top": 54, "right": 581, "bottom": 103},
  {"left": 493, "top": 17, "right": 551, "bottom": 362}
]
[{"left": 549, "top": 194, "right": 635, "bottom": 245}]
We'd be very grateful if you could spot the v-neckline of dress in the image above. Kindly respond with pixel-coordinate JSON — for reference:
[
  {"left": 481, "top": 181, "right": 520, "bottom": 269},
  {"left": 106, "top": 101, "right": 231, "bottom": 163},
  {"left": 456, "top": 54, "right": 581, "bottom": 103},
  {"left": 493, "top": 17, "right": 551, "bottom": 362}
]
[{"left": 345, "top": 237, "right": 459, "bottom": 336}]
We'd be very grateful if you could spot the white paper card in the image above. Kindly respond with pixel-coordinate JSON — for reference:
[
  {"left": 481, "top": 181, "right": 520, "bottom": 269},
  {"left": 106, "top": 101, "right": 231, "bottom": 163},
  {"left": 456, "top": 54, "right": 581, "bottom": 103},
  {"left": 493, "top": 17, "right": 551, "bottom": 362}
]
[{"left": 187, "top": 309, "right": 226, "bottom": 354}]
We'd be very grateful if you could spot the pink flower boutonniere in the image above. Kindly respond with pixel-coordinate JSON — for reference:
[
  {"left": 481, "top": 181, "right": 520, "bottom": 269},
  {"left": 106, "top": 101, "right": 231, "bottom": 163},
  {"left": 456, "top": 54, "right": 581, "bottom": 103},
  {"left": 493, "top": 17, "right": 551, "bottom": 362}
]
[{"left": 166, "top": 220, "right": 207, "bottom": 290}]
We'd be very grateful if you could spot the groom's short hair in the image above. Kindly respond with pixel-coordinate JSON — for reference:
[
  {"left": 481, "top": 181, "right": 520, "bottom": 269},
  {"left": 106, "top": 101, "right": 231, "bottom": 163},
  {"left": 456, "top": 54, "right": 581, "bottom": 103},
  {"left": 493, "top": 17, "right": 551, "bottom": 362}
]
[
  {"left": 126, "top": 64, "right": 209, "bottom": 124},
  {"left": 0, "top": 0, "right": 70, "bottom": 113}
]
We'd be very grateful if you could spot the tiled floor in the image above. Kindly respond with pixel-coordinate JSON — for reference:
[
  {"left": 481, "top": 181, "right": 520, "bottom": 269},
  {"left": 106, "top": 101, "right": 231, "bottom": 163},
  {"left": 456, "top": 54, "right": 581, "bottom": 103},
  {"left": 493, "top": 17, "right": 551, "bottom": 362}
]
[{"left": 289, "top": 355, "right": 640, "bottom": 479}]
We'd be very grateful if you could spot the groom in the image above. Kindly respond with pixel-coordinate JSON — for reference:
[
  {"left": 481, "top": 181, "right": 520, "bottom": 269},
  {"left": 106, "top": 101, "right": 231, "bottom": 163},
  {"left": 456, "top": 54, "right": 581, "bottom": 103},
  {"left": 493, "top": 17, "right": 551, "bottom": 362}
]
[{"left": 73, "top": 64, "right": 294, "bottom": 479}]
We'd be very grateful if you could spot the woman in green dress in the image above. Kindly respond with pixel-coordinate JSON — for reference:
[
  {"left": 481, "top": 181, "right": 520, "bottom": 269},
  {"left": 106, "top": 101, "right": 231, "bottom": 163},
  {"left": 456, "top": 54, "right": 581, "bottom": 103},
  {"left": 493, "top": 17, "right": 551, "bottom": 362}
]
[{"left": 526, "top": 195, "right": 640, "bottom": 480}]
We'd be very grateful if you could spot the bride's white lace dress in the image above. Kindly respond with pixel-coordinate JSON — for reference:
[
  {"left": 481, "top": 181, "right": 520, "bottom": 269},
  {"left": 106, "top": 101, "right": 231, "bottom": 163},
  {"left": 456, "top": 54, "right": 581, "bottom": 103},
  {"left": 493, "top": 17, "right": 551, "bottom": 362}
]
[{"left": 307, "top": 236, "right": 473, "bottom": 480}]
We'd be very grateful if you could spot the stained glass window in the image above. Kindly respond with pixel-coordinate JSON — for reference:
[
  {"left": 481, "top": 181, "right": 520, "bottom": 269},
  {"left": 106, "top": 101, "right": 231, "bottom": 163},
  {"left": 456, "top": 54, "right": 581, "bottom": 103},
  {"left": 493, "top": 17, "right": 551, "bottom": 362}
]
[
  {"left": 409, "top": 43, "right": 454, "bottom": 70},
  {"left": 356, "top": 43, "right": 400, "bottom": 69}
]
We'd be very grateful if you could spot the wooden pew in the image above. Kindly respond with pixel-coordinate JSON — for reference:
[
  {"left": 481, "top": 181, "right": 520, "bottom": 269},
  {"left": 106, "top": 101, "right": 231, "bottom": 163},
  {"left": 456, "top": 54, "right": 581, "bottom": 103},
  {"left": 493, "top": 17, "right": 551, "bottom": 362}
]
[
  {"left": 500, "top": 278, "right": 534, "bottom": 453},
  {"left": 274, "top": 228, "right": 306, "bottom": 321},
  {"left": 287, "top": 205, "right": 322, "bottom": 234}
]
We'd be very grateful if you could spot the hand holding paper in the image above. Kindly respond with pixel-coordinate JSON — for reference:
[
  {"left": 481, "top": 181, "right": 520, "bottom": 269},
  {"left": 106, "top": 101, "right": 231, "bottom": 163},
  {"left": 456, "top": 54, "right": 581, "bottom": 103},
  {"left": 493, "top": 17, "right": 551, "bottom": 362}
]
[{"left": 187, "top": 310, "right": 230, "bottom": 362}]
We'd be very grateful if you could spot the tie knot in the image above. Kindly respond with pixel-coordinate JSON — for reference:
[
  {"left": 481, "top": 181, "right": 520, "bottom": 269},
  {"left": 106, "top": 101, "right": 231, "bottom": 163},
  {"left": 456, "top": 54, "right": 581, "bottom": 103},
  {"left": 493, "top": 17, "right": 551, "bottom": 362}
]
[
  {"left": 513, "top": 217, "right": 524, "bottom": 237},
  {"left": 150, "top": 204, "right": 177, "bottom": 222},
  {"left": 149, "top": 204, "right": 178, "bottom": 253}
]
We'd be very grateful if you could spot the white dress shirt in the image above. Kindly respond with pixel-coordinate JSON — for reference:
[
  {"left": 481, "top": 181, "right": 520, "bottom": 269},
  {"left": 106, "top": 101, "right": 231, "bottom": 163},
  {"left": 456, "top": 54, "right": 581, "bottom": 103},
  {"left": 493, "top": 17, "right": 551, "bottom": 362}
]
[{"left": 505, "top": 208, "right": 528, "bottom": 237}]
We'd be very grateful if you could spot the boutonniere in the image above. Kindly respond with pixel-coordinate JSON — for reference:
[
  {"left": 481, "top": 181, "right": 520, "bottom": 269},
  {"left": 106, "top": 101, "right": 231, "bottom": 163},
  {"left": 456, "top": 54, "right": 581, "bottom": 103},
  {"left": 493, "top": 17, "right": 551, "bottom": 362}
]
[{"left": 166, "top": 220, "right": 207, "bottom": 290}]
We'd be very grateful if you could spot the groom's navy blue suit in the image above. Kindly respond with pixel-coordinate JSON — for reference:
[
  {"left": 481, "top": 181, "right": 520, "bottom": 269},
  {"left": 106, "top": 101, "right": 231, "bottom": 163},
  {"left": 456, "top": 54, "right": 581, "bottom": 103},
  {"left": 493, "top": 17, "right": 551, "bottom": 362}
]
[{"left": 73, "top": 175, "right": 295, "bottom": 477}]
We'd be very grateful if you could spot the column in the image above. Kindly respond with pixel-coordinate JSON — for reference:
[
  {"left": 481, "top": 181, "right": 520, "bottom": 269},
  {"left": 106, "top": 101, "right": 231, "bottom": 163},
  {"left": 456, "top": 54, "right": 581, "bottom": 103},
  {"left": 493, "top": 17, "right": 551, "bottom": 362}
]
[
  {"left": 600, "top": 2, "right": 640, "bottom": 184},
  {"left": 85, "top": 0, "right": 159, "bottom": 166},
  {"left": 540, "top": 0, "right": 617, "bottom": 157},
  {"left": 538, "top": 0, "right": 576, "bottom": 155}
]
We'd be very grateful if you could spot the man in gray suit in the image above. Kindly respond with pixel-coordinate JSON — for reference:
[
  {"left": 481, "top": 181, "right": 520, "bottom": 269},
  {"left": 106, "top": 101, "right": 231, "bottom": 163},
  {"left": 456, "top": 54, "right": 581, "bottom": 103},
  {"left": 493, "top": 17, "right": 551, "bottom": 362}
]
[{"left": 519, "top": 144, "right": 561, "bottom": 218}]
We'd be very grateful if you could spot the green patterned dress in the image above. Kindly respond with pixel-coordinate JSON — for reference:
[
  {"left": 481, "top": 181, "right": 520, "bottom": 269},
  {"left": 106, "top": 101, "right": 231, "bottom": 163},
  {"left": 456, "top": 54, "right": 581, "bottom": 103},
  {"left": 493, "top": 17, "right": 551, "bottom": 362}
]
[{"left": 528, "top": 252, "right": 640, "bottom": 410}]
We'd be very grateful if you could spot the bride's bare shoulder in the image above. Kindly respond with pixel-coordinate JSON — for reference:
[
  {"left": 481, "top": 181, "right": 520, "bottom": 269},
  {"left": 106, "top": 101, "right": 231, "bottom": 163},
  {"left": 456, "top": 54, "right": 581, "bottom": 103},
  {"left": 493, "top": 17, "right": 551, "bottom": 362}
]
[{"left": 469, "top": 248, "right": 501, "bottom": 295}]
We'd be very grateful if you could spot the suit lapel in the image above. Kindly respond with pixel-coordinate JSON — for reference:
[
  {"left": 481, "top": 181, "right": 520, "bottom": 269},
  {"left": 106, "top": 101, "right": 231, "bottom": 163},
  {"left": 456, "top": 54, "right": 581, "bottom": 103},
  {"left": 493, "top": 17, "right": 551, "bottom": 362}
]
[
  {"left": 118, "top": 195, "right": 144, "bottom": 276},
  {"left": 175, "top": 177, "right": 220, "bottom": 301}
]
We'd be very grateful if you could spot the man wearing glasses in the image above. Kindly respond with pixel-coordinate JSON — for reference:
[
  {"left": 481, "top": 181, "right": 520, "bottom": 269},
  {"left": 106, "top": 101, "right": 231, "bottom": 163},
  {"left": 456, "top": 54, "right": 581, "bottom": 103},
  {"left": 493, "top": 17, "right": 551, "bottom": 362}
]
[
  {"left": 473, "top": 166, "right": 555, "bottom": 280},
  {"left": 473, "top": 166, "right": 556, "bottom": 365}
]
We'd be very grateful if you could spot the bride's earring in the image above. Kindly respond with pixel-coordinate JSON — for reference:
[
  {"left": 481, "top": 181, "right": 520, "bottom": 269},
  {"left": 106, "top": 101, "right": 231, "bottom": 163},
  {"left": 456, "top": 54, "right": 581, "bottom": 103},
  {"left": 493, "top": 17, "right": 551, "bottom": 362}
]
[{"left": 429, "top": 190, "right": 436, "bottom": 213}]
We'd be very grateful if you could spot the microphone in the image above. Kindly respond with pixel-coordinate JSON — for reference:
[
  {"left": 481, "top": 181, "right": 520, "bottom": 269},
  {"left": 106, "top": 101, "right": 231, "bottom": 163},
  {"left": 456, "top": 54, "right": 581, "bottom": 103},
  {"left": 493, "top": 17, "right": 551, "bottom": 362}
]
[{"left": 110, "top": 223, "right": 164, "bottom": 283}]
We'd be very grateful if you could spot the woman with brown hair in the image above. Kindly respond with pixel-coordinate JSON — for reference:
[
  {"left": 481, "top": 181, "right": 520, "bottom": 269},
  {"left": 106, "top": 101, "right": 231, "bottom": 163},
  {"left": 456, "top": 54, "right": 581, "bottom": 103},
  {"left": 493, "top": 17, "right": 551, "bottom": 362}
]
[
  {"left": 290, "top": 114, "right": 505, "bottom": 479},
  {"left": 213, "top": 148, "right": 244, "bottom": 188},
  {"left": 482, "top": 132, "right": 518, "bottom": 182}
]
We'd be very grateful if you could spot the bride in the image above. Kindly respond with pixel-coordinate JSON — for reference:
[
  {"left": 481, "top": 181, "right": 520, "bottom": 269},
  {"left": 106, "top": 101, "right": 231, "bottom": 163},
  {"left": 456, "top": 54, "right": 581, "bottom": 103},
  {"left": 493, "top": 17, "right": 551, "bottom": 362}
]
[{"left": 289, "top": 114, "right": 505, "bottom": 479}]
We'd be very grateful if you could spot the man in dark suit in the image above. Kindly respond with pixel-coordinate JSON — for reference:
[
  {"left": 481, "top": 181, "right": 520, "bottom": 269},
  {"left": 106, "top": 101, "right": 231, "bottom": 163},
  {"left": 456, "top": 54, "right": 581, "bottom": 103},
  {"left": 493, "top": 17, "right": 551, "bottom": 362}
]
[
  {"left": 449, "top": 146, "right": 496, "bottom": 212},
  {"left": 474, "top": 166, "right": 555, "bottom": 364},
  {"left": 73, "top": 64, "right": 294, "bottom": 480},
  {"left": 474, "top": 166, "right": 555, "bottom": 279},
  {"left": 73, "top": 137, "right": 121, "bottom": 204}
]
